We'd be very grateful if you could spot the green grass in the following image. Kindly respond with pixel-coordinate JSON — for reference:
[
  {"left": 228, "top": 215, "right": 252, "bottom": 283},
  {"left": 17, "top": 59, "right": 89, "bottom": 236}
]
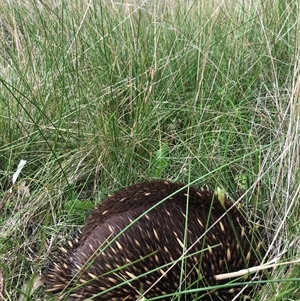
[{"left": 0, "top": 0, "right": 299, "bottom": 300}]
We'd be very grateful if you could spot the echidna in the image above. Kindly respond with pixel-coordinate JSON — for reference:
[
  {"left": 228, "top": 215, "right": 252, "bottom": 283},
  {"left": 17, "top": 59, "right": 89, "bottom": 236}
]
[{"left": 42, "top": 180, "right": 265, "bottom": 301}]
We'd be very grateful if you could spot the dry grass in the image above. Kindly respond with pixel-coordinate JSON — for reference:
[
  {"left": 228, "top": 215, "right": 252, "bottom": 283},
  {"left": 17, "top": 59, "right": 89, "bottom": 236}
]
[{"left": 0, "top": 0, "right": 299, "bottom": 300}]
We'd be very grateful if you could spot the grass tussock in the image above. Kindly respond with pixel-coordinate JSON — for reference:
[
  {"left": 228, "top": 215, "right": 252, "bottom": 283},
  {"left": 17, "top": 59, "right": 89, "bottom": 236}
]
[{"left": 0, "top": 0, "right": 299, "bottom": 300}]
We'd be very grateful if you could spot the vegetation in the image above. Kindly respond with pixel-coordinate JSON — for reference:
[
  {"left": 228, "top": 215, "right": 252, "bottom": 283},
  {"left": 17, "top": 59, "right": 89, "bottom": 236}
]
[{"left": 0, "top": 0, "right": 299, "bottom": 300}]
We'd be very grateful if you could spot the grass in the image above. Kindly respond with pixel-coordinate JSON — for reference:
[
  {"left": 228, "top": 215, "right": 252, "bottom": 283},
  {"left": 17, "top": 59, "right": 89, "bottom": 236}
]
[{"left": 0, "top": 0, "right": 299, "bottom": 300}]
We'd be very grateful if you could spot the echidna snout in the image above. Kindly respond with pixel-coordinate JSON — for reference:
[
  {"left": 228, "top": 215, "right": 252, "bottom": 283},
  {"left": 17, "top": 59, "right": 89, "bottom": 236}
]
[{"left": 42, "top": 180, "right": 265, "bottom": 301}]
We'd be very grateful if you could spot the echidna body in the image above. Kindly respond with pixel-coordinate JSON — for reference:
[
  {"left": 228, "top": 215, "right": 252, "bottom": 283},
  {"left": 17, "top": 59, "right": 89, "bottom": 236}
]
[{"left": 42, "top": 180, "right": 265, "bottom": 300}]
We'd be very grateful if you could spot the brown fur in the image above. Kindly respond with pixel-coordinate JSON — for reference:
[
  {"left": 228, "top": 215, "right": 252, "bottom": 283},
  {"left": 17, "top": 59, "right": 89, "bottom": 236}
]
[{"left": 42, "top": 180, "right": 265, "bottom": 300}]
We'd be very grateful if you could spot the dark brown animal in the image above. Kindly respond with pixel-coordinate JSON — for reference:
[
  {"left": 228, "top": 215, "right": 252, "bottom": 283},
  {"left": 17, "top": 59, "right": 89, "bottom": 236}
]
[{"left": 42, "top": 180, "right": 265, "bottom": 300}]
